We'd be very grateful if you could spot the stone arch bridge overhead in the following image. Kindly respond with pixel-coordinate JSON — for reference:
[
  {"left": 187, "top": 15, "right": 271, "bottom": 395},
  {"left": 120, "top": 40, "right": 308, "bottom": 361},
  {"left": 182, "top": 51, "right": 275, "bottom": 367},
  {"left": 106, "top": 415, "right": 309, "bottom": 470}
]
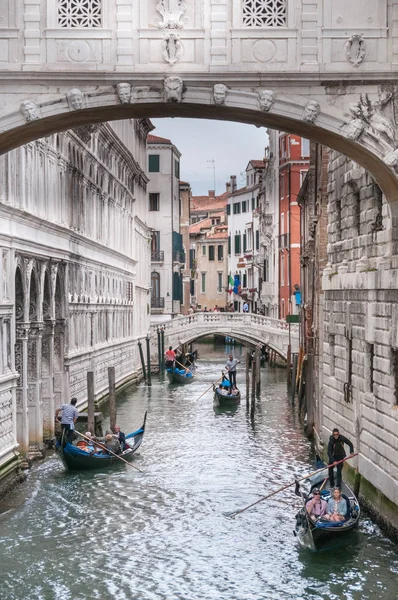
[
  {"left": 151, "top": 313, "right": 299, "bottom": 360},
  {"left": 1, "top": 1, "right": 398, "bottom": 207}
]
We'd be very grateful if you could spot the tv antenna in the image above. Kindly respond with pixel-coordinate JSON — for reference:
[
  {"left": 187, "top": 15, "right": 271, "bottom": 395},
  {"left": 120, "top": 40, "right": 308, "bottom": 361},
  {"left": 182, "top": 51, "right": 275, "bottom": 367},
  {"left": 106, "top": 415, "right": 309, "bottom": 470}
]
[{"left": 207, "top": 159, "right": 216, "bottom": 192}]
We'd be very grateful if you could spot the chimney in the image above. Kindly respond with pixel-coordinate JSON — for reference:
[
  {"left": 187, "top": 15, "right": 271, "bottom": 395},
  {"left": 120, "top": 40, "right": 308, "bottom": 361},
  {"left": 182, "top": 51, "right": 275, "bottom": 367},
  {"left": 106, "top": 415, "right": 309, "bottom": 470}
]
[
  {"left": 209, "top": 190, "right": 215, "bottom": 198},
  {"left": 225, "top": 182, "right": 231, "bottom": 193},
  {"left": 230, "top": 175, "right": 237, "bottom": 192}
]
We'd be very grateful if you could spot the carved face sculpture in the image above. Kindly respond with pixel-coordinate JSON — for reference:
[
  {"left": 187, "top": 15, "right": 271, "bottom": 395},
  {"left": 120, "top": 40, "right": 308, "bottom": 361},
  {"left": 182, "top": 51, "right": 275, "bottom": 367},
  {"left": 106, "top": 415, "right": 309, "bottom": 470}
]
[
  {"left": 258, "top": 90, "right": 275, "bottom": 112},
  {"left": 345, "top": 118, "right": 365, "bottom": 140},
  {"left": 116, "top": 82, "right": 131, "bottom": 104},
  {"left": 213, "top": 84, "right": 228, "bottom": 105},
  {"left": 164, "top": 76, "right": 183, "bottom": 103},
  {"left": 303, "top": 100, "right": 320, "bottom": 123},
  {"left": 20, "top": 100, "right": 39, "bottom": 122},
  {"left": 67, "top": 88, "right": 84, "bottom": 110}
]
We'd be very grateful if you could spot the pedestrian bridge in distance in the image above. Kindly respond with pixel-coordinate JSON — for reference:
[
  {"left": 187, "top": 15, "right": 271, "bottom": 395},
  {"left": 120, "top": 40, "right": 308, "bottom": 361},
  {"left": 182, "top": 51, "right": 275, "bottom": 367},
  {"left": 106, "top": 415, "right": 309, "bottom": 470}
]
[{"left": 151, "top": 313, "right": 299, "bottom": 360}]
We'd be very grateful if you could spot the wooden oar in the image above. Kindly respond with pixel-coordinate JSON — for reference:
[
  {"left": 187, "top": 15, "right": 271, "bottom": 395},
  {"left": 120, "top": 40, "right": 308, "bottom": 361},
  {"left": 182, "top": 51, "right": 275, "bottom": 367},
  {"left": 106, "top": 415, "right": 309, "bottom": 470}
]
[
  {"left": 75, "top": 430, "right": 143, "bottom": 473},
  {"left": 175, "top": 359, "right": 195, "bottom": 377},
  {"left": 195, "top": 374, "right": 225, "bottom": 402},
  {"left": 223, "top": 453, "right": 358, "bottom": 519}
]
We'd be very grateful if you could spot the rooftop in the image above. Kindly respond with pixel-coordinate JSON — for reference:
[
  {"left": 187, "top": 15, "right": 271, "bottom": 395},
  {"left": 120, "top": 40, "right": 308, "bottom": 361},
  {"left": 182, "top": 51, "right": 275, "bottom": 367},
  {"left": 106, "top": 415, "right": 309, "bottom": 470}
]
[
  {"left": 191, "top": 191, "right": 229, "bottom": 212},
  {"left": 147, "top": 134, "right": 172, "bottom": 145}
]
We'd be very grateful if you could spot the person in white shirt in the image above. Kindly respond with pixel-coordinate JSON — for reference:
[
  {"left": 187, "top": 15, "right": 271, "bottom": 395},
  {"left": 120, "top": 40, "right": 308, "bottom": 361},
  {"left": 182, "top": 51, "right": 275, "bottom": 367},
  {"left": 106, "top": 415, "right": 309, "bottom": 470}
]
[{"left": 55, "top": 398, "right": 79, "bottom": 446}]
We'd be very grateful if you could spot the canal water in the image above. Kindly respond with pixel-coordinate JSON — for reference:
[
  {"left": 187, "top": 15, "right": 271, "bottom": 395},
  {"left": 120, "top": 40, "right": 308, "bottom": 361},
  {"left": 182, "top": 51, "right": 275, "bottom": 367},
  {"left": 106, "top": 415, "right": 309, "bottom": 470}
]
[{"left": 0, "top": 342, "right": 397, "bottom": 600}]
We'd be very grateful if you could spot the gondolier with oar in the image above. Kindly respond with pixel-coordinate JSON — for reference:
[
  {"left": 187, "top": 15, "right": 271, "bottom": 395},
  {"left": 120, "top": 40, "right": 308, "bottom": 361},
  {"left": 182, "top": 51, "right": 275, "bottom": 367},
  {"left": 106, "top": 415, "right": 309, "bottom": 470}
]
[
  {"left": 55, "top": 397, "right": 79, "bottom": 446},
  {"left": 225, "top": 354, "right": 240, "bottom": 387},
  {"left": 328, "top": 427, "right": 354, "bottom": 488}
]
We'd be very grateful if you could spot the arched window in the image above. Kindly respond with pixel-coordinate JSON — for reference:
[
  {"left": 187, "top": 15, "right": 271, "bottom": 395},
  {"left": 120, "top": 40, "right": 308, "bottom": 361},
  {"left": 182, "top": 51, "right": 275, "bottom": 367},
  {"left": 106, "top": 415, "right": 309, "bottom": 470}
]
[{"left": 151, "top": 272, "right": 160, "bottom": 298}]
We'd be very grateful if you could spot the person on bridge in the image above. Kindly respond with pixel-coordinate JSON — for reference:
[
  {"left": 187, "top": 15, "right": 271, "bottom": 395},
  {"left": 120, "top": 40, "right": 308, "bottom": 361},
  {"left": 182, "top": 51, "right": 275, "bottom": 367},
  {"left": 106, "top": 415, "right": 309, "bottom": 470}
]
[
  {"left": 242, "top": 301, "right": 249, "bottom": 313},
  {"left": 225, "top": 355, "right": 240, "bottom": 387},
  {"left": 327, "top": 428, "right": 355, "bottom": 488},
  {"left": 165, "top": 346, "right": 176, "bottom": 369},
  {"left": 55, "top": 397, "right": 79, "bottom": 446}
]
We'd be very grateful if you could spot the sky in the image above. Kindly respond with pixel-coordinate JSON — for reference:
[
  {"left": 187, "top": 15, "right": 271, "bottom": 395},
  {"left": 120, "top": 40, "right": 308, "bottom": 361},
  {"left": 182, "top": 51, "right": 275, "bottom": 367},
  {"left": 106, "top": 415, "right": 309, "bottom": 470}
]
[{"left": 151, "top": 118, "right": 269, "bottom": 196}]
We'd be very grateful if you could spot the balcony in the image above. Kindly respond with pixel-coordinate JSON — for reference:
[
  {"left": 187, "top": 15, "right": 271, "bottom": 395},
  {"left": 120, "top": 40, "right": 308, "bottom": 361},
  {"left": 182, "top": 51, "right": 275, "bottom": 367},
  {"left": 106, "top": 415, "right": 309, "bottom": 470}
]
[
  {"left": 279, "top": 233, "right": 290, "bottom": 249},
  {"left": 173, "top": 250, "right": 186, "bottom": 264},
  {"left": 151, "top": 297, "right": 165, "bottom": 309},
  {"left": 151, "top": 250, "right": 164, "bottom": 262}
]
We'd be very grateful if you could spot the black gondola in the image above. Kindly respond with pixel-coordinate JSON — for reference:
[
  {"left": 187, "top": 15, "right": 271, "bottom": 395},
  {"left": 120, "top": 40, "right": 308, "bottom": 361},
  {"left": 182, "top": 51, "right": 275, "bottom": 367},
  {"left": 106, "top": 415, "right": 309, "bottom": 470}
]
[
  {"left": 294, "top": 461, "right": 360, "bottom": 551},
  {"left": 57, "top": 412, "right": 147, "bottom": 471},
  {"left": 214, "top": 386, "right": 241, "bottom": 406},
  {"left": 166, "top": 367, "right": 194, "bottom": 384}
]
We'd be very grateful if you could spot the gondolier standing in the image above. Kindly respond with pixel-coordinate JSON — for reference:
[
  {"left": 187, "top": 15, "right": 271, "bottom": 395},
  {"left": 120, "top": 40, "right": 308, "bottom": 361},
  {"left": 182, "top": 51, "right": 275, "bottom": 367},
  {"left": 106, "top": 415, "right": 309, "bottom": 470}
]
[
  {"left": 327, "top": 427, "right": 354, "bottom": 488},
  {"left": 225, "top": 354, "right": 239, "bottom": 387},
  {"left": 55, "top": 398, "right": 79, "bottom": 446}
]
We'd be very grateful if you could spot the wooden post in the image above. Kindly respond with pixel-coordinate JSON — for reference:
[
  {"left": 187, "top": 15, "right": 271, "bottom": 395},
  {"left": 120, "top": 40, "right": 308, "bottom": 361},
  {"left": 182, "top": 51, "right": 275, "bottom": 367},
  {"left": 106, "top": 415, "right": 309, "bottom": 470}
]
[
  {"left": 255, "top": 345, "right": 261, "bottom": 397},
  {"left": 157, "top": 327, "right": 161, "bottom": 373},
  {"left": 246, "top": 349, "right": 250, "bottom": 409},
  {"left": 146, "top": 334, "right": 152, "bottom": 386},
  {"left": 251, "top": 348, "right": 256, "bottom": 418},
  {"left": 87, "top": 371, "right": 95, "bottom": 435},
  {"left": 287, "top": 344, "right": 292, "bottom": 389},
  {"left": 108, "top": 366, "right": 116, "bottom": 431},
  {"left": 160, "top": 327, "right": 165, "bottom": 374},
  {"left": 138, "top": 340, "right": 146, "bottom": 380}
]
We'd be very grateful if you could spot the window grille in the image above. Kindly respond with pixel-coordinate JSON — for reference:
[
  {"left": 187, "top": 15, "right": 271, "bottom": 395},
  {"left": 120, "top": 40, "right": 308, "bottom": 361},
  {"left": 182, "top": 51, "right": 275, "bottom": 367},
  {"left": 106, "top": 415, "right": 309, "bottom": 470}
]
[
  {"left": 58, "top": 0, "right": 102, "bottom": 28},
  {"left": 242, "top": 0, "right": 287, "bottom": 27}
]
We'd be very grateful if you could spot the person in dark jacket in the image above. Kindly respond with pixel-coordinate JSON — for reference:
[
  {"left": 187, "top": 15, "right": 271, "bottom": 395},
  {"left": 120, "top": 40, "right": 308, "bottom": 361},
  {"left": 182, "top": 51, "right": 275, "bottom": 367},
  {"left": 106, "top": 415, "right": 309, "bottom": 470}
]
[
  {"left": 112, "top": 425, "right": 126, "bottom": 451},
  {"left": 327, "top": 428, "right": 354, "bottom": 488}
]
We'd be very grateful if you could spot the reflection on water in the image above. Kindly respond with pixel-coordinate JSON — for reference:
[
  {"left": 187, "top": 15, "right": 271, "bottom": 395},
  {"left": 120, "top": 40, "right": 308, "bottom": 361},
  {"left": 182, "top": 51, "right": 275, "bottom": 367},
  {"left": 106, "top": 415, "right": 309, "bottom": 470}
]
[{"left": 0, "top": 342, "right": 397, "bottom": 600}]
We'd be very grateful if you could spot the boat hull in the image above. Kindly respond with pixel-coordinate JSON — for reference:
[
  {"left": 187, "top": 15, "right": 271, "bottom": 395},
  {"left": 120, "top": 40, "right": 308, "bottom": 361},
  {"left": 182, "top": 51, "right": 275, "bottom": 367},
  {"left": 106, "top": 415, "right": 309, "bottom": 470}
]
[
  {"left": 214, "top": 388, "right": 241, "bottom": 405},
  {"left": 166, "top": 370, "right": 194, "bottom": 384}
]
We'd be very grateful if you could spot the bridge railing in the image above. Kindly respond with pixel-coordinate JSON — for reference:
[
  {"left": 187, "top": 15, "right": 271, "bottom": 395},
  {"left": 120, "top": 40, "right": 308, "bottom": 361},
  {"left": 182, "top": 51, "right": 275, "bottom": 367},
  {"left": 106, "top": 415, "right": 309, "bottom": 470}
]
[{"left": 150, "top": 312, "right": 298, "bottom": 337}]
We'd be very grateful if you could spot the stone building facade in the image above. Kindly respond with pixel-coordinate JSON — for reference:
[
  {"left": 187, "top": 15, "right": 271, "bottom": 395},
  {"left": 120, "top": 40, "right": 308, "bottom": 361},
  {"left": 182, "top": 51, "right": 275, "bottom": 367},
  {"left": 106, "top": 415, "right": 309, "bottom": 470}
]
[
  {"left": 320, "top": 152, "right": 398, "bottom": 532},
  {"left": 0, "top": 119, "right": 152, "bottom": 487}
]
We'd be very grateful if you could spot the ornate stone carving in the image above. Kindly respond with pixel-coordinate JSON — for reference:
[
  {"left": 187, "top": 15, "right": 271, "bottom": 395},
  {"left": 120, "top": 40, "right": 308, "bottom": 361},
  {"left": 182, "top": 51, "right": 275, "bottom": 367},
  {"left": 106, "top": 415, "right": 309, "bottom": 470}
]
[
  {"left": 383, "top": 149, "right": 398, "bottom": 167},
  {"left": 347, "top": 94, "right": 396, "bottom": 145},
  {"left": 74, "top": 124, "right": 100, "bottom": 143},
  {"left": 164, "top": 76, "right": 184, "bottom": 103},
  {"left": 67, "top": 88, "right": 85, "bottom": 110},
  {"left": 213, "top": 84, "right": 228, "bottom": 105},
  {"left": 343, "top": 117, "right": 365, "bottom": 140},
  {"left": 258, "top": 89, "right": 275, "bottom": 112},
  {"left": 20, "top": 100, "right": 40, "bottom": 123},
  {"left": 162, "top": 33, "right": 183, "bottom": 65},
  {"left": 156, "top": 1, "right": 186, "bottom": 29},
  {"left": 344, "top": 34, "right": 366, "bottom": 67},
  {"left": 302, "top": 100, "right": 320, "bottom": 123},
  {"left": 116, "top": 82, "right": 132, "bottom": 104}
]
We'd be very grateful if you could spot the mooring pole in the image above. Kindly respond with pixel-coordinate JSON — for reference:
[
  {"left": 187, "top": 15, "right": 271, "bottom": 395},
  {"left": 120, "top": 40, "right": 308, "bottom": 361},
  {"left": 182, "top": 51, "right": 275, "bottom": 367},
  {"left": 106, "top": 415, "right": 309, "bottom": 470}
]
[
  {"left": 87, "top": 371, "right": 95, "bottom": 435},
  {"left": 146, "top": 334, "right": 152, "bottom": 386},
  {"left": 160, "top": 326, "right": 165, "bottom": 374},
  {"left": 157, "top": 327, "right": 161, "bottom": 373},
  {"left": 138, "top": 339, "right": 146, "bottom": 381},
  {"left": 255, "top": 345, "right": 261, "bottom": 397},
  {"left": 251, "top": 349, "right": 256, "bottom": 418},
  {"left": 246, "top": 349, "right": 250, "bottom": 409},
  {"left": 108, "top": 366, "right": 116, "bottom": 432}
]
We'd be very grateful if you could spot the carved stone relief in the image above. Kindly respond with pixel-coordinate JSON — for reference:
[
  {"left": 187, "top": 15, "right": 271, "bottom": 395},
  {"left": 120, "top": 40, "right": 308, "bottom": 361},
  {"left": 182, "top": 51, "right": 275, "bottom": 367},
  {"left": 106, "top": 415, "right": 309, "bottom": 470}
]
[
  {"left": 67, "top": 88, "right": 85, "bottom": 110},
  {"left": 302, "top": 100, "right": 320, "bottom": 124},
  {"left": 345, "top": 94, "right": 396, "bottom": 146},
  {"left": 344, "top": 35, "right": 366, "bottom": 67},
  {"left": 213, "top": 84, "right": 228, "bottom": 105},
  {"left": 258, "top": 89, "right": 275, "bottom": 112},
  {"left": 116, "top": 82, "right": 132, "bottom": 104},
  {"left": 156, "top": 0, "right": 186, "bottom": 29},
  {"left": 162, "top": 33, "right": 183, "bottom": 65},
  {"left": 20, "top": 100, "right": 40, "bottom": 123},
  {"left": 164, "top": 76, "right": 184, "bottom": 102}
]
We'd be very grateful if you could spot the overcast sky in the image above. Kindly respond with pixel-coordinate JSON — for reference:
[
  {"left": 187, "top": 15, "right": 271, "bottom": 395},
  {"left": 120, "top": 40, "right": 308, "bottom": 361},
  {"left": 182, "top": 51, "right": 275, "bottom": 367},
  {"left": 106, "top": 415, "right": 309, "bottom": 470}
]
[{"left": 151, "top": 118, "right": 269, "bottom": 196}]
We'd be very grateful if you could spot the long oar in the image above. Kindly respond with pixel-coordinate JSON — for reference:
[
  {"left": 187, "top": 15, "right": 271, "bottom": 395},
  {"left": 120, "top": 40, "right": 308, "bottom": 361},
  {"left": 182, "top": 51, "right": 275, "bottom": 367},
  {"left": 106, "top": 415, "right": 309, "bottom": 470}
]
[
  {"left": 195, "top": 374, "right": 225, "bottom": 402},
  {"left": 223, "top": 453, "right": 358, "bottom": 519},
  {"left": 75, "top": 431, "right": 144, "bottom": 473},
  {"left": 175, "top": 359, "right": 196, "bottom": 377}
]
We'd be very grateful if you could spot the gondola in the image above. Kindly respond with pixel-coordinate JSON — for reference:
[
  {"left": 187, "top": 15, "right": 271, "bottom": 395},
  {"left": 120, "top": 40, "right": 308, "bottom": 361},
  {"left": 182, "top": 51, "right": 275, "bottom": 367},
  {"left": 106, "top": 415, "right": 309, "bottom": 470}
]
[
  {"left": 214, "top": 386, "right": 241, "bottom": 406},
  {"left": 294, "top": 459, "right": 360, "bottom": 551},
  {"left": 166, "top": 366, "right": 194, "bottom": 384},
  {"left": 57, "top": 412, "right": 147, "bottom": 471}
]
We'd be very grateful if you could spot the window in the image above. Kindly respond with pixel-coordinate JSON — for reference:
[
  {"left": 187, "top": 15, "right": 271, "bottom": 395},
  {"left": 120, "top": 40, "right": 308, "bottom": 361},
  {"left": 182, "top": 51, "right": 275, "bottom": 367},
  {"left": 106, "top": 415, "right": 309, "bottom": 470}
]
[
  {"left": 217, "top": 245, "right": 223, "bottom": 261},
  {"left": 227, "top": 204, "right": 231, "bottom": 216},
  {"left": 175, "top": 159, "right": 180, "bottom": 178},
  {"left": 243, "top": 273, "right": 247, "bottom": 288},
  {"left": 251, "top": 197, "right": 255, "bottom": 210},
  {"left": 228, "top": 235, "right": 231, "bottom": 255},
  {"left": 217, "top": 273, "right": 223, "bottom": 293},
  {"left": 126, "top": 281, "right": 133, "bottom": 302},
  {"left": 148, "top": 154, "right": 160, "bottom": 172},
  {"left": 58, "top": 0, "right": 102, "bottom": 27},
  {"left": 209, "top": 246, "right": 215, "bottom": 261},
  {"left": 300, "top": 170, "right": 308, "bottom": 186},
  {"left": 353, "top": 190, "right": 361, "bottom": 234},
  {"left": 281, "top": 299, "right": 285, "bottom": 319},
  {"left": 255, "top": 230, "right": 260, "bottom": 250},
  {"left": 233, "top": 202, "right": 241, "bottom": 214},
  {"left": 242, "top": 0, "right": 287, "bottom": 27},
  {"left": 149, "top": 193, "right": 159, "bottom": 211},
  {"left": 242, "top": 200, "right": 247, "bottom": 213},
  {"left": 301, "top": 138, "right": 310, "bottom": 157},
  {"left": 202, "top": 245, "right": 206, "bottom": 256},
  {"left": 201, "top": 273, "right": 206, "bottom": 294},
  {"left": 281, "top": 254, "right": 285, "bottom": 286},
  {"left": 151, "top": 231, "right": 160, "bottom": 252},
  {"left": 281, "top": 212, "right": 284, "bottom": 235},
  {"left": 243, "top": 233, "right": 247, "bottom": 252},
  {"left": 234, "top": 234, "right": 241, "bottom": 254},
  {"left": 151, "top": 272, "right": 160, "bottom": 298}
]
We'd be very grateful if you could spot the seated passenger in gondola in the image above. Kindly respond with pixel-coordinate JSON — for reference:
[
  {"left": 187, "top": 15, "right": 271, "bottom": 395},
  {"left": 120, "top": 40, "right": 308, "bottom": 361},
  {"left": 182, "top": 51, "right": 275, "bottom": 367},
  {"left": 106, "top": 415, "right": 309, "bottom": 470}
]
[
  {"left": 94, "top": 431, "right": 122, "bottom": 455},
  {"left": 305, "top": 488, "right": 328, "bottom": 520},
  {"left": 112, "top": 425, "right": 127, "bottom": 451},
  {"left": 218, "top": 384, "right": 228, "bottom": 396},
  {"left": 325, "top": 487, "right": 348, "bottom": 522}
]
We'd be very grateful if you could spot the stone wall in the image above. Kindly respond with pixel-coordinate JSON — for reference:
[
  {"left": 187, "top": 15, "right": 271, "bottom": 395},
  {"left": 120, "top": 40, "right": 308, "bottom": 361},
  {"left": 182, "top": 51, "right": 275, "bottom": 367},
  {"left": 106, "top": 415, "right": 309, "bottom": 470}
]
[{"left": 321, "top": 150, "right": 398, "bottom": 531}]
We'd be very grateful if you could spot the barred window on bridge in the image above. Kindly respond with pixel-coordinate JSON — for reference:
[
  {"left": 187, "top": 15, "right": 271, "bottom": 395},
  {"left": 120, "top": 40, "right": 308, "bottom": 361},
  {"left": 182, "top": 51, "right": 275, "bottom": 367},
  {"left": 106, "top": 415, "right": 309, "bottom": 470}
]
[
  {"left": 242, "top": 0, "right": 287, "bottom": 27},
  {"left": 58, "top": 0, "right": 102, "bottom": 28}
]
